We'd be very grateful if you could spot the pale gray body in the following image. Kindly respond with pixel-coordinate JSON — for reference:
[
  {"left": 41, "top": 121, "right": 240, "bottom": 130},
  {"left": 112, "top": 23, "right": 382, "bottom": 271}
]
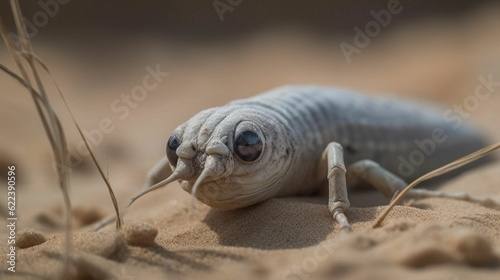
[
  {"left": 132, "top": 85, "right": 491, "bottom": 232},
  {"left": 231, "top": 86, "right": 487, "bottom": 197}
]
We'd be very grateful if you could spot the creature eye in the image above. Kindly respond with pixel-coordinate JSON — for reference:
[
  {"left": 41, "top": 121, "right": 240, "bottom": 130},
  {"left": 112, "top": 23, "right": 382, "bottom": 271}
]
[
  {"left": 234, "top": 130, "right": 263, "bottom": 161},
  {"left": 166, "top": 134, "right": 181, "bottom": 165}
]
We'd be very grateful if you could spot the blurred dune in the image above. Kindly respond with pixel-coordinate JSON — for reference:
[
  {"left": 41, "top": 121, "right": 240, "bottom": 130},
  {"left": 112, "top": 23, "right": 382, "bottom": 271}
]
[{"left": 1, "top": 1, "right": 500, "bottom": 279}]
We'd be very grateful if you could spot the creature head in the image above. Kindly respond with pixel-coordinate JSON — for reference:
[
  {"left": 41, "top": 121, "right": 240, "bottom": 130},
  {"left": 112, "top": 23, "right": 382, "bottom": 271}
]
[{"left": 130, "top": 105, "right": 293, "bottom": 210}]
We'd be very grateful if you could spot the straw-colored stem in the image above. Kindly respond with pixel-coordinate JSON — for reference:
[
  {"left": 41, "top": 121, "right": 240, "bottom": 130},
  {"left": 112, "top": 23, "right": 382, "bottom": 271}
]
[{"left": 373, "top": 143, "right": 500, "bottom": 228}]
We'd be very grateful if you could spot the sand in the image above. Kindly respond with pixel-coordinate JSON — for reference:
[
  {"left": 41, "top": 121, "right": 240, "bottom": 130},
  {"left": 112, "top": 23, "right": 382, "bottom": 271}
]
[{"left": 1, "top": 5, "right": 500, "bottom": 280}]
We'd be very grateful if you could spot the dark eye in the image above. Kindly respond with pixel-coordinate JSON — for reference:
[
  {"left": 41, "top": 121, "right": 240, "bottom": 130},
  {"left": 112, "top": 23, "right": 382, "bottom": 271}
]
[
  {"left": 166, "top": 135, "right": 181, "bottom": 165},
  {"left": 235, "top": 130, "right": 263, "bottom": 161}
]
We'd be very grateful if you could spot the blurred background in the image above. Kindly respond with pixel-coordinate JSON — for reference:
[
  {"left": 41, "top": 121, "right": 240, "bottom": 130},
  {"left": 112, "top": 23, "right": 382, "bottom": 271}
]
[{"left": 0, "top": 0, "right": 499, "bottom": 232}]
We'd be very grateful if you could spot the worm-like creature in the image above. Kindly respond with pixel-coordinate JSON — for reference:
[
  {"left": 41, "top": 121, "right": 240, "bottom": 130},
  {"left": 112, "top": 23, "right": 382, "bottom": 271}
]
[{"left": 131, "top": 85, "right": 493, "bottom": 231}]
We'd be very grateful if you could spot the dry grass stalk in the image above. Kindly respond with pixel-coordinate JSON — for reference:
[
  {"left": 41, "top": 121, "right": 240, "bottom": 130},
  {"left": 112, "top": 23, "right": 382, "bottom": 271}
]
[
  {"left": 1, "top": 1, "right": 72, "bottom": 277},
  {"left": 373, "top": 142, "right": 500, "bottom": 228},
  {"left": 0, "top": 0, "right": 122, "bottom": 277}
]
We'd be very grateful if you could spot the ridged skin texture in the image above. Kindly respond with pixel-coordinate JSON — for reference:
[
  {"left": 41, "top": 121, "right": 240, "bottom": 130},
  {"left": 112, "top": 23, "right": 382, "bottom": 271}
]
[{"left": 173, "top": 86, "right": 488, "bottom": 209}]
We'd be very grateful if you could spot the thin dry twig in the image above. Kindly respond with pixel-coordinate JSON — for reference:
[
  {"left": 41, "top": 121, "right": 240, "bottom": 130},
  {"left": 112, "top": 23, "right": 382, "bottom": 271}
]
[
  {"left": 24, "top": 51, "right": 123, "bottom": 229},
  {"left": 58, "top": 87, "right": 123, "bottom": 229},
  {"left": 2, "top": 1, "right": 72, "bottom": 278},
  {"left": 0, "top": 59, "right": 123, "bottom": 230},
  {"left": 1, "top": 0, "right": 121, "bottom": 277},
  {"left": 373, "top": 142, "right": 500, "bottom": 228}
]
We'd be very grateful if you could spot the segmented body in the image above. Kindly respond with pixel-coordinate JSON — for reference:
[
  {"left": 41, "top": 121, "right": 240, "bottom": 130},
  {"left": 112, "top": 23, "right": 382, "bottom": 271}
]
[
  {"left": 148, "top": 85, "right": 488, "bottom": 211},
  {"left": 222, "top": 86, "right": 486, "bottom": 196}
]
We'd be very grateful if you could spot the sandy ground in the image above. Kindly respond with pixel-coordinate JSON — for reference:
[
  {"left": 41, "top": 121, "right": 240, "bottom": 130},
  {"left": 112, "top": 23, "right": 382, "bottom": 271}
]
[{"left": 1, "top": 5, "right": 500, "bottom": 280}]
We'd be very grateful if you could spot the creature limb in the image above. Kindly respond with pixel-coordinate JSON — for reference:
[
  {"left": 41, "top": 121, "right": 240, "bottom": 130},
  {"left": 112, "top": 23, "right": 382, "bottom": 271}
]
[
  {"left": 144, "top": 156, "right": 172, "bottom": 189},
  {"left": 346, "top": 159, "right": 407, "bottom": 198},
  {"left": 322, "top": 142, "right": 351, "bottom": 233},
  {"left": 347, "top": 159, "right": 500, "bottom": 210}
]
